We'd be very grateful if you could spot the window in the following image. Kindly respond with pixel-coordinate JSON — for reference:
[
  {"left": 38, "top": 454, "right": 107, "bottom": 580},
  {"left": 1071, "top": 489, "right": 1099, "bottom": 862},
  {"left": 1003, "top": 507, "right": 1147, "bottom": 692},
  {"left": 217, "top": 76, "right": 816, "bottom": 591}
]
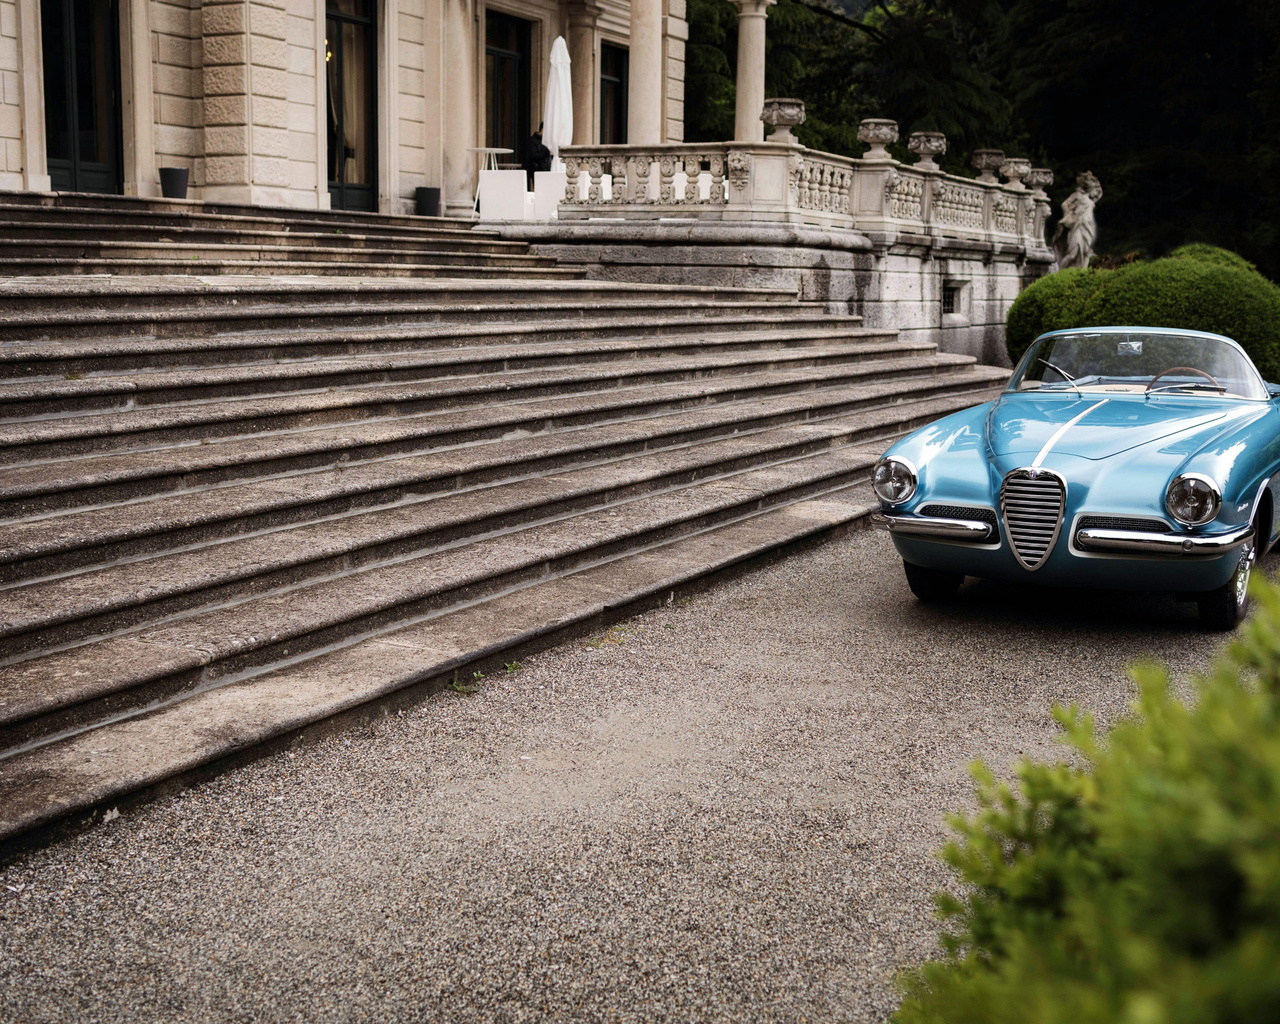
[
  {"left": 600, "top": 43, "right": 628, "bottom": 145},
  {"left": 942, "top": 284, "right": 962, "bottom": 315}
]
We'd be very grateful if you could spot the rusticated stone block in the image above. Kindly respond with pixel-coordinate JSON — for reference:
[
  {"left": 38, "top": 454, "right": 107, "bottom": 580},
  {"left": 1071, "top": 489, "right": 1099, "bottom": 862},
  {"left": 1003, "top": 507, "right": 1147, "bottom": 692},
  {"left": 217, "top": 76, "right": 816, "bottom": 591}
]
[
  {"left": 204, "top": 125, "right": 250, "bottom": 155},
  {"left": 203, "top": 34, "right": 246, "bottom": 66},
  {"left": 204, "top": 66, "right": 248, "bottom": 99},
  {"left": 251, "top": 35, "right": 288, "bottom": 70},
  {"left": 253, "top": 126, "right": 290, "bottom": 159},
  {"left": 249, "top": 3, "right": 287, "bottom": 40},
  {"left": 252, "top": 67, "right": 288, "bottom": 100},
  {"left": 252, "top": 155, "right": 290, "bottom": 186},
  {"left": 204, "top": 154, "right": 249, "bottom": 184},
  {"left": 200, "top": 2, "right": 246, "bottom": 35},
  {"left": 253, "top": 98, "right": 289, "bottom": 129},
  {"left": 203, "top": 94, "right": 249, "bottom": 126}
]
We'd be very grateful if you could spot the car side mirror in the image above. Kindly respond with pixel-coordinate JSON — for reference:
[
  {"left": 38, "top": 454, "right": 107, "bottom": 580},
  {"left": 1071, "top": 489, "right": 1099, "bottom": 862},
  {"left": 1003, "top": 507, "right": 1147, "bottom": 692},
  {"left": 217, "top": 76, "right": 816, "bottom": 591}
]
[{"left": 1269, "top": 384, "right": 1280, "bottom": 400}]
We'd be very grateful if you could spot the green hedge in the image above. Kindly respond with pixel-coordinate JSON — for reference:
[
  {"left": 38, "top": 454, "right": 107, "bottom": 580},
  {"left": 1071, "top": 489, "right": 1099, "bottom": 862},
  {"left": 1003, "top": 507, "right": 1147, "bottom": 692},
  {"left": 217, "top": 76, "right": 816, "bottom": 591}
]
[
  {"left": 893, "top": 577, "right": 1280, "bottom": 1024},
  {"left": 1007, "top": 248, "right": 1280, "bottom": 381}
]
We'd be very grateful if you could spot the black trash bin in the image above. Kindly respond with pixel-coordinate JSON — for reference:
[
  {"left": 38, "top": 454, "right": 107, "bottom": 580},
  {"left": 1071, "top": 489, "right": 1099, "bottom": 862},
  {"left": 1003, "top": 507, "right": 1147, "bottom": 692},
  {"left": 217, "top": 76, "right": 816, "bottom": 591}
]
[
  {"left": 415, "top": 187, "right": 441, "bottom": 217},
  {"left": 159, "top": 167, "right": 189, "bottom": 199}
]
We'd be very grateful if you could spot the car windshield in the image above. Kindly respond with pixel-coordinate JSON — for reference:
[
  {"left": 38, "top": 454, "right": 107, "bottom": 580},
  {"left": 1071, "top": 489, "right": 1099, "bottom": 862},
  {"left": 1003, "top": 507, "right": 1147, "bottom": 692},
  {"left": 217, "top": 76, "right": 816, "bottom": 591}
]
[{"left": 1008, "top": 332, "right": 1267, "bottom": 400}]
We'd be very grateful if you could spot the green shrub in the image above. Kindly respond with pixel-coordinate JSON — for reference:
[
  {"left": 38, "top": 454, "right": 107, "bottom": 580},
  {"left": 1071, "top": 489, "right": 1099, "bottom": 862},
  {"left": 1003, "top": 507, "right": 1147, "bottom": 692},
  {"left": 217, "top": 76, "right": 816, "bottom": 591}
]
[
  {"left": 1168, "top": 244, "right": 1259, "bottom": 274},
  {"left": 1081, "top": 260, "right": 1280, "bottom": 382},
  {"left": 1006, "top": 250, "right": 1280, "bottom": 381},
  {"left": 1005, "top": 268, "right": 1107, "bottom": 365},
  {"left": 893, "top": 577, "right": 1280, "bottom": 1024}
]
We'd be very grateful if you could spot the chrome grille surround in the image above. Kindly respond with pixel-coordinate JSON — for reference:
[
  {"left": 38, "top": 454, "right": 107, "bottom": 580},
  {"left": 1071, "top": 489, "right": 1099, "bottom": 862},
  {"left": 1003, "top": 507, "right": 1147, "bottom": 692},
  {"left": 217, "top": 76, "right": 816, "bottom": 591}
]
[{"left": 1000, "top": 468, "right": 1066, "bottom": 571}]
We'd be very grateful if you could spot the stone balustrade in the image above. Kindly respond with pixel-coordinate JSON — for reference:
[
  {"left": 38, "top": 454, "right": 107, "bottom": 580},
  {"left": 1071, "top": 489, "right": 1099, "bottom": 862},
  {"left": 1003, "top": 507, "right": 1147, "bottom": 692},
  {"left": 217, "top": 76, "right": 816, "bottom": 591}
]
[{"left": 558, "top": 123, "right": 1052, "bottom": 249}]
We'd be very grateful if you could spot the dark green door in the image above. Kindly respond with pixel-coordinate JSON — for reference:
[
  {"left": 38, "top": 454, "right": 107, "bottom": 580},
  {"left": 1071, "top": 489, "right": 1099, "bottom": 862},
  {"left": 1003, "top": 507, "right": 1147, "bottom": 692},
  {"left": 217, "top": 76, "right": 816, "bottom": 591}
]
[
  {"left": 41, "top": 0, "right": 123, "bottom": 193},
  {"left": 326, "top": 0, "right": 377, "bottom": 211}
]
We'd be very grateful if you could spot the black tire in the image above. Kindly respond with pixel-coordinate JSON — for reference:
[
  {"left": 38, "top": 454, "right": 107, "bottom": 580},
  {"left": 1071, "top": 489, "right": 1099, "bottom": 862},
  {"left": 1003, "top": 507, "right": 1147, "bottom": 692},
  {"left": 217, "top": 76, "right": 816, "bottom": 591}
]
[
  {"left": 903, "top": 560, "right": 964, "bottom": 603},
  {"left": 1198, "top": 528, "right": 1256, "bottom": 631}
]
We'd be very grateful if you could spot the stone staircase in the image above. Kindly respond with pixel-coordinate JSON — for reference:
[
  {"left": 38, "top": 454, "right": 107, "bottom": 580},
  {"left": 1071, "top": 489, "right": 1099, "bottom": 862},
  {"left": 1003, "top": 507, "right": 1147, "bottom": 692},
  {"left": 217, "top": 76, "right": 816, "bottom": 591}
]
[
  {"left": 0, "top": 190, "right": 575, "bottom": 279},
  {"left": 0, "top": 222, "right": 1008, "bottom": 847}
]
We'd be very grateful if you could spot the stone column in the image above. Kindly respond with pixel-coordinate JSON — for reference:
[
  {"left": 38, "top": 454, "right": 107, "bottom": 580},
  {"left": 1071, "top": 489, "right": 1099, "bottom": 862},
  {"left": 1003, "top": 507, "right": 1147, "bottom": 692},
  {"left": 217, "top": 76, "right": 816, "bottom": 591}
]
[
  {"left": 628, "top": 0, "right": 664, "bottom": 144},
  {"left": 729, "top": 0, "right": 774, "bottom": 143},
  {"left": 566, "top": 1, "right": 603, "bottom": 146},
  {"left": 442, "top": 0, "right": 477, "bottom": 216}
]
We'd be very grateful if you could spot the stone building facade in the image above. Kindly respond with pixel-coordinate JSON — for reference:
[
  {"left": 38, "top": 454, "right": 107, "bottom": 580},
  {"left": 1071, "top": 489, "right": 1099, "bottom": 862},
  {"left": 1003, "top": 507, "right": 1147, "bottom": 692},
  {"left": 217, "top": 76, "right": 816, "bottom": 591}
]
[{"left": 0, "top": 0, "right": 687, "bottom": 216}]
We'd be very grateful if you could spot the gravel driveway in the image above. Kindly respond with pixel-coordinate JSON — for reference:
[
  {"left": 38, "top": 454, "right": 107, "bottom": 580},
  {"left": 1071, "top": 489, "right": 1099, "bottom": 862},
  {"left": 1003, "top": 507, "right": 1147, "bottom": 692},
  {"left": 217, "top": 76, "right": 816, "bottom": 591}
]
[{"left": 0, "top": 528, "right": 1244, "bottom": 1024}]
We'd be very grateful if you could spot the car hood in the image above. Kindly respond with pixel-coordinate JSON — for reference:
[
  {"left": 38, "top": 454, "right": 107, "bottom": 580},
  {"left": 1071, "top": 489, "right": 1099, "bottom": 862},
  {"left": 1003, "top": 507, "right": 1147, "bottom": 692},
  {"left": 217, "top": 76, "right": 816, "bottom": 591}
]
[{"left": 985, "top": 393, "right": 1260, "bottom": 461}]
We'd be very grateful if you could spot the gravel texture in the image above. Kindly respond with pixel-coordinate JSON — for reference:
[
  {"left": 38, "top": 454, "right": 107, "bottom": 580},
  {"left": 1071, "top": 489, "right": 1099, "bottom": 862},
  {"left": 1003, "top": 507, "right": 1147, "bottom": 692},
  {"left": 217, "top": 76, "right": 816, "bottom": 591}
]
[{"left": 0, "top": 528, "right": 1248, "bottom": 1024}]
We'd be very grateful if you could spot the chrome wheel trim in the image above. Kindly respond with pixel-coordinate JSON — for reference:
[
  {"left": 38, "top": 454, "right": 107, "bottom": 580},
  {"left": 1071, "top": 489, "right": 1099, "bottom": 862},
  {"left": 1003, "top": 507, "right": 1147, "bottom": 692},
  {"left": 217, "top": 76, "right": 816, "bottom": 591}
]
[{"left": 1235, "top": 535, "right": 1256, "bottom": 611}]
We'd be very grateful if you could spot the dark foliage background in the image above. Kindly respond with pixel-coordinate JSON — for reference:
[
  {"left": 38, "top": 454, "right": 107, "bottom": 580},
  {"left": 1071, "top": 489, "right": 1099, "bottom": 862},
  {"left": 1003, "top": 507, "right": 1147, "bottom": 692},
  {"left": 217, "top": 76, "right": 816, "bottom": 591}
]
[{"left": 684, "top": 0, "right": 1280, "bottom": 278}]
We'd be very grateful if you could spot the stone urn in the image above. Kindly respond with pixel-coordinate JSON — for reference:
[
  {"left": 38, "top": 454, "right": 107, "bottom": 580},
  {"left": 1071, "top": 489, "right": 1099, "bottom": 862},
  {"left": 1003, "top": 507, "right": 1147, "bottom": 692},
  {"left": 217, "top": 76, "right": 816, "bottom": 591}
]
[
  {"left": 907, "top": 131, "right": 947, "bottom": 169},
  {"left": 857, "top": 118, "right": 899, "bottom": 160},
  {"left": 971, "top": 148, "right": 1005, "bottom": 183},
  {"left": 1026, "top": 167, "right": 1054, "bottom": 196},
  {"left": 1000, "top": 157, "right": 1032, "bottom": 189},
  {"left": 760, "top": 98, "right": 805, "bottom": 142}
]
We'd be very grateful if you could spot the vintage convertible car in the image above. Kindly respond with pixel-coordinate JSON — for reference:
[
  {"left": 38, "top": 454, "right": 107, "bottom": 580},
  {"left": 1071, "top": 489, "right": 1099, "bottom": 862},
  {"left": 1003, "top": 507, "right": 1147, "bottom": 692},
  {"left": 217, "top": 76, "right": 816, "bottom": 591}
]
[{"left": 871, "top": 327, "right": 1280, "bottom": 629}]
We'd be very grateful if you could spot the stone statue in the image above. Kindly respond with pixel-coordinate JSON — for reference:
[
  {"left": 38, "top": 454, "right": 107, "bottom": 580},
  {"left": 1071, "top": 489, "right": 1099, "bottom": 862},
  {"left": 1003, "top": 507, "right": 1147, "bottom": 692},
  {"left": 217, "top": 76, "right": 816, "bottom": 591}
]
[{"left": 1053, "top": 171, "right": 1103, "bottom": 269}]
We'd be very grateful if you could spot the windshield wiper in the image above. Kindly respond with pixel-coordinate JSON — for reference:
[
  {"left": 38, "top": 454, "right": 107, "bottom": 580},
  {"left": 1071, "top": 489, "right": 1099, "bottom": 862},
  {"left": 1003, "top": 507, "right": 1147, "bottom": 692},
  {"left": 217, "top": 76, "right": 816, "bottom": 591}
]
[
  {"left": 1145, "top": 383, "right": 1228, "bottom": 396},
  {"left": 1036, "top": 358, "right": 1083, "bottom": 394}
]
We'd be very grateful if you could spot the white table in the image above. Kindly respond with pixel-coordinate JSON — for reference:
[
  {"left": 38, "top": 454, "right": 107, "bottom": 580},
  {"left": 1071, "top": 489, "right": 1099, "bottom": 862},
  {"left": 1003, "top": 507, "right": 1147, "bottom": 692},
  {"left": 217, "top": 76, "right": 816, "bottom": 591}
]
[{"left": 468, "top": 147, "right": 514, "bottom": 211}]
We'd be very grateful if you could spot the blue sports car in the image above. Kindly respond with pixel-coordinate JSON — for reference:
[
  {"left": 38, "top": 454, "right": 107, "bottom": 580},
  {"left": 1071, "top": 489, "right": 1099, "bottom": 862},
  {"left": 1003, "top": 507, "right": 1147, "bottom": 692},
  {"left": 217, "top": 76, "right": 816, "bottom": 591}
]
[{"left": 871, "top": 327, "right": 1280, "bottom": 630}]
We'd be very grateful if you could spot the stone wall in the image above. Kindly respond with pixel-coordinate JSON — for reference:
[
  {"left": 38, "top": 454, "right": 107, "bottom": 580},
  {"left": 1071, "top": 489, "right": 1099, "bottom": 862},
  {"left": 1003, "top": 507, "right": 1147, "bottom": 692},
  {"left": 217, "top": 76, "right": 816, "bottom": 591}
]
[
  {"left": 0, "top": 0, "right": 22, "bottom": 188},
  {"left": 152, "top": 0, "right": 202, "bottom": 187},
  {"left": 493, "top": 220, "right": 1048, "bottom": 365}
]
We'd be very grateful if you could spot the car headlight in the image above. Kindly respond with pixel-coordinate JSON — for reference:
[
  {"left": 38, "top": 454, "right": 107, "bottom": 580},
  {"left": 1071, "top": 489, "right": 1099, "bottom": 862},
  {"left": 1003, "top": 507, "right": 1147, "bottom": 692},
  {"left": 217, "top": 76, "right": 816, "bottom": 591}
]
[
  {"left": 1166, "top": 473, "right": 1221, "bottom": 526},
  {"left": 873, "top": 457, "right": 917, "bottom": 505}
]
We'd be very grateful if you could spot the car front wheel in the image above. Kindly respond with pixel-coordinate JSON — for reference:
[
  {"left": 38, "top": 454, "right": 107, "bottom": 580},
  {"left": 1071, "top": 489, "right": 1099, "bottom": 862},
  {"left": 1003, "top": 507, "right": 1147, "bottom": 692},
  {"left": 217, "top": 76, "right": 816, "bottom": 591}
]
[
  {"left": 1198, "top": 529, "right": 1256, "bottom": 631},
  {"left": 903, "top": 560, "right": 964, "bottom": 603}
]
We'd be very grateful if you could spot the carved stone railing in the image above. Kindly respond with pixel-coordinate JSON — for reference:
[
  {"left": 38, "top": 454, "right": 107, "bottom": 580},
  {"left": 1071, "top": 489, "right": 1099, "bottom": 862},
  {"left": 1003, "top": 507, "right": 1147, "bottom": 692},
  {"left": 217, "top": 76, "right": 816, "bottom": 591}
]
[{"left": 557, "top": 130, "right": 1053, "bottom": 250}]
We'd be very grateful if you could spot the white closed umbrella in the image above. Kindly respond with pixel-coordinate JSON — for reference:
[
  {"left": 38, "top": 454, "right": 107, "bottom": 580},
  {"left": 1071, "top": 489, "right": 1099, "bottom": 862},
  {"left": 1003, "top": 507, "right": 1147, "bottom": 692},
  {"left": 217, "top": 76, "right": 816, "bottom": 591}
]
[{"left": 543, "top": 36, "right": 573, "bottom": 171}]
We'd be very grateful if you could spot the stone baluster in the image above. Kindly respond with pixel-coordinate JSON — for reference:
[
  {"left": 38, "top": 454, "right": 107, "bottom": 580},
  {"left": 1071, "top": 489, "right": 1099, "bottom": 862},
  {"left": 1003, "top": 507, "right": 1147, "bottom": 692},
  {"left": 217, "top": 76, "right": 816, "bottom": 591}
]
[
  {"left": 564, "top": 158, "right": 580, "bottom": 202},
  {"left": 709, "top": 154, "right": 725, "bottom": 204},
  {"left": 684, "top": 156, "right": 700, "bottom": 202},
  {"left": 610, "top": 157, "right": 629, "bottom": 203},
  {"left": 634, "top": 156, "right": 652, "bottom": 202},
  {"left": 659, "top": 155, "right": 677, "bottom": 202},
  {"left": 818, "top": 164, "right": 832, "bottom": 211},
  {"left": 586, "top": 158, "right": 604, "bottom": 202},
  {"left": 1026, "top": 167, "right": 1054, "bottom": 243}
]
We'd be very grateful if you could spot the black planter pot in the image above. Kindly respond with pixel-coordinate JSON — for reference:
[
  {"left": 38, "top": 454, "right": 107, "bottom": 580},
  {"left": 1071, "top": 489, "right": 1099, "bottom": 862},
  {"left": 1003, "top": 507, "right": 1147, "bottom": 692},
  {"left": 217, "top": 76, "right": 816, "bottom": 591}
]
[
  {"left": 415, "top": 186, "right": 441, "bottom": 217},
  {"left": 159, "top": 167, "right": 189, "bottom": 199}
]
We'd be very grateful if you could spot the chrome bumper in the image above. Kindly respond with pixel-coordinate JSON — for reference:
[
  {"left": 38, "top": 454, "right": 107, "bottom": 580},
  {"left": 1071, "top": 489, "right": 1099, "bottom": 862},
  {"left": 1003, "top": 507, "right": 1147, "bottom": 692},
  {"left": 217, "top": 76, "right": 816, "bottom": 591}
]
[
  {"left": 871, "top": 511, "right": 993, "bottom": 541},
  {"left": 1074, "top": 523, "right": 1254, "bottom": 556}
]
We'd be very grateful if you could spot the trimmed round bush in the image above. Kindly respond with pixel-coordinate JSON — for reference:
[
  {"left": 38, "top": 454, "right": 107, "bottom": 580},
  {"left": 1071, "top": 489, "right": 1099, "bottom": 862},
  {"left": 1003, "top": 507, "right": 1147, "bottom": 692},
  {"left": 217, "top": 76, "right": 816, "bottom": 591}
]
[
  {"left": 1005, "top": 268, "right": 1106, "bottom": 365},
  {"left": 892, "top": 577, "right": 1280, "bottom": 1024},
  {"left": 1168, "top": 243, "right": 1259, "bottom": 274},
  {"left": 1080, "top": 259, "right": 1280, "bottom": 382}
]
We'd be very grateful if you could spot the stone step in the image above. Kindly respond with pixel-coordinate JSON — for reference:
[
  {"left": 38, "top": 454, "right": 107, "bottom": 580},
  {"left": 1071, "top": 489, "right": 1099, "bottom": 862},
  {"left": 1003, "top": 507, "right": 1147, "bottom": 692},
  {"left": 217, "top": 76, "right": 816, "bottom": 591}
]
[
  {"left": 0, "top": 215, "right": 528, "bottom": 253},
  {"left": 0, "top": 190, "right": 490, "bottom": 237},
  {"left": 0, "top": 257, "right": 588, "bottom": 280},
  {"left": 0, "top": 388, "right": 989, "bottom": 643},
  {"left": 0, "top": 444, "right": 876, "bottom": 751},
  {"left": 0, "top": 237, "right": 562, "bottom": 266},
  {"left": 0, "top": 478, "right": 876, "bottom": 847},
  {"left": 0, "top": 277, "right": 802, "bottom": 339},
  {"left": 0, "top": 332, "right": 922, "bottom": 423},
  {"left": 0, "top": 311, "right": 859, "bottom": 377},
  {"left": 0, "top": 380, "right": 1002, "bottom": 582},
  {"left": 0, "top": 358, "right": 999, "bottom": 513}
]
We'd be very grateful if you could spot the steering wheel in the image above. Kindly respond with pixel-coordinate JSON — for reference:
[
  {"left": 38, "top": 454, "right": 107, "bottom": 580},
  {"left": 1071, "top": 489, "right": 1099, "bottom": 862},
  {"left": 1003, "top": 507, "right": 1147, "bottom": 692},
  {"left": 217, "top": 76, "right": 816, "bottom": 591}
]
[{"left": 1146, "top": 366, "right": 1222, "bottom": 391}]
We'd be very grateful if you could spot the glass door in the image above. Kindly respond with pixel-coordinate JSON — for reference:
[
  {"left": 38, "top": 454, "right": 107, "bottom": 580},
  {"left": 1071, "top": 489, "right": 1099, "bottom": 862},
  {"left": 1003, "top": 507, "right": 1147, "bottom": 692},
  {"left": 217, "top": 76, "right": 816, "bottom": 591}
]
[
  {"left": 326, "top": 0, "right": 376, "bottom": 211},
  {"left": 41, "top": 0, "right": 122, "bottom": 193}
]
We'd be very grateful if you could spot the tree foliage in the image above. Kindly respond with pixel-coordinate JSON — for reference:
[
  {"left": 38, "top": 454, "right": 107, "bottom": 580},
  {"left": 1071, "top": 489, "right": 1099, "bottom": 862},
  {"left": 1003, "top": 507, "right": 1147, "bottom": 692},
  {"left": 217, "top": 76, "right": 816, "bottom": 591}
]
[
  {"left": 685, "top": 0, "right": 1280, "bottom": 276},
  {"left": 893, "top": 575, "right": 1280, "bottom": 1024}
]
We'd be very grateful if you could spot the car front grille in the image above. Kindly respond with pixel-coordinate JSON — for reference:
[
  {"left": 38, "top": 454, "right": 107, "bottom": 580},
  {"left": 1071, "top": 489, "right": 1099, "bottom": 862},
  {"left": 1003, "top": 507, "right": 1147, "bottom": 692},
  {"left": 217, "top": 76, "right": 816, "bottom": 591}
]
[
  {"left": 1076, "top": 515, "right": 1169, "bottom": 534},
  {"left": 1001, "top": 469, "right": 1066, "bottom": 570},
  {"left": 918, "top": 504, "right": 998, "bottom": 526}
]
